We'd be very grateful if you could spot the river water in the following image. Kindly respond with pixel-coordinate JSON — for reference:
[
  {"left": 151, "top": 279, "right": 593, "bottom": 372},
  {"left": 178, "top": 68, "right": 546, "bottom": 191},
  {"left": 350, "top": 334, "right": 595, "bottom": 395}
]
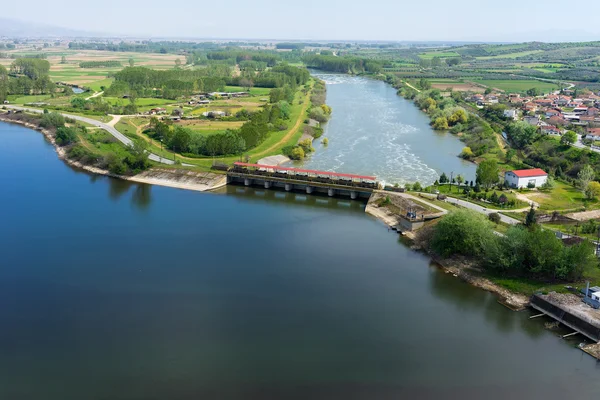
[
  {"left": 1, "top": 120, "right": 599, "bottom": 398},
  {"left": 295, "top": 73, "right": 477, "bottom": 186}
]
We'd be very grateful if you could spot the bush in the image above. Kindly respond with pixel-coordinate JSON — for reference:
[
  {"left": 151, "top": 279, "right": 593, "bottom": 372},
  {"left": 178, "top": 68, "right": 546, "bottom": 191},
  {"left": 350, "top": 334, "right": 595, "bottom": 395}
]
[
  {"left": 55, "top": 126, "right": 78, "bottom": 146},
  {"left": 488, "top": 213, "right": 501, "bottom": 224},
  {"left": 290, "top": 146, "right": 305, "bottom": 160},
  {"left": 39, "top": 112, "right": 65, "bottom": 129}
]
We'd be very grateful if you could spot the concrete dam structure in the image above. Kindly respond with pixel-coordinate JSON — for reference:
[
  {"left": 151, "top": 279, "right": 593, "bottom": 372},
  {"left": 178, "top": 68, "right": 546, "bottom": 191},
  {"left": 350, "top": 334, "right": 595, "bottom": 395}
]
[{"left": 227, "top": 162, "right": 378, "bottom": 200}]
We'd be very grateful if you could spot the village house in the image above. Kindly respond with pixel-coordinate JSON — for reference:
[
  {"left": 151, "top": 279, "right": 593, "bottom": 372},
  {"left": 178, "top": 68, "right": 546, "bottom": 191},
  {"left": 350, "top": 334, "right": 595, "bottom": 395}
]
[
  {"left": 573, "top": 106, "right": 588, "bottom": 115},
  {"left": 579, "top": 115, "right": 595, "bottom": 125},
  {"left": 587, "top": 107, "right": 599, "bottom": 116},
  {"left": 171, "top": 108, "right": 184, "bottom": 117},
  {"left": 524, "top": 115, "right": 541, "bottom": 126},
  {"left": 202, "top": 110, "right": 226, "bottom": 118},
  {"left": 504, "top": 168, "right": 548, "bottom": 189},
  {"left": 547, "top": 115, "right": 566, "bottom": 126},
  {"left": 534, "top": 98, "right": 553, "bottom": 107},
  {"left": 545, "top": 109, "right": 561, "bottom": 118},
  {"left": 555, "top": 96, "right": 571, "bottom": 106},
  {"left": 541, "top": 125, "right": 560, "bottom": 135},
  {"left": 503, "top": 109, "right": 518, "bottom": 120},
  {"left": 522, "top": 102, "right": 537, "bottom": 113},
  {"left": 148, "top": 107, "right": 166, "bottom": 115},
  {"left": 586, "top": 127, "right": 600, "bottom": 141}
]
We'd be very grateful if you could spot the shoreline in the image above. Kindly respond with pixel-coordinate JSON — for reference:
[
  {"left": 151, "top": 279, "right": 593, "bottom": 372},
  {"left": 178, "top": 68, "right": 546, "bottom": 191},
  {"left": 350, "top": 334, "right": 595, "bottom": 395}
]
[{"left": 0, "top": 115, "right": 227, "bottom": 192}]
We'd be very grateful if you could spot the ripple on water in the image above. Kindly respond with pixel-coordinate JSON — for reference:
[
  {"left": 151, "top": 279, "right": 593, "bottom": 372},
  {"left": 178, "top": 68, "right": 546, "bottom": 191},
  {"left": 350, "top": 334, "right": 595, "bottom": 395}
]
[{"left": 297, "top": 72, "right": 475, "bottom": 185}]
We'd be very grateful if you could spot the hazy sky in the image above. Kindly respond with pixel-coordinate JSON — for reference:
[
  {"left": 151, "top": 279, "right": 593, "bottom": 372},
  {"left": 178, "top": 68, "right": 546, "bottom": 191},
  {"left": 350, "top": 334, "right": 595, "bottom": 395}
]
[{"left": 4, "top": 0, "right": 600, "bottom": 42}]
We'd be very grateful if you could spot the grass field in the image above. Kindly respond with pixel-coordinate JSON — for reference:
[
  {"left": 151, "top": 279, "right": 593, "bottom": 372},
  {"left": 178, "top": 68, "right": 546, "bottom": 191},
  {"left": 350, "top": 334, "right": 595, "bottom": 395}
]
[
  {"left": 174, "top": 120, "right": 245, "bottom": 136},
  {"left": 476, "top": 79, "right": 559, "bottom": 94},
  {"left": 520, "top": 180, "right": 596, "bottom": 212}
]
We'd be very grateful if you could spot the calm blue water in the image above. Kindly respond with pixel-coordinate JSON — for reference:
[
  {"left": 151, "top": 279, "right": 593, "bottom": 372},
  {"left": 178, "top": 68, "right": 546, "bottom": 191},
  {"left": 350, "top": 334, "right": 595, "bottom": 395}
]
[{"left": 1, "top": 122, "right": 599, "bottom": 399}]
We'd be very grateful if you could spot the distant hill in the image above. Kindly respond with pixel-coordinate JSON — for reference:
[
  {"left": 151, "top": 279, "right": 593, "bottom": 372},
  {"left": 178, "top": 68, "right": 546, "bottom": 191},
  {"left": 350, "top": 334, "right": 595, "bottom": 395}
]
[{"left": 0, "top": 18, "right": 108, "bottom": 38}]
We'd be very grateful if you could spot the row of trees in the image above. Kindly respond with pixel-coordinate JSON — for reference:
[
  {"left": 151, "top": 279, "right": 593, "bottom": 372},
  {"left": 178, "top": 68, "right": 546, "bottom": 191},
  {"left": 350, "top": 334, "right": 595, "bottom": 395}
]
[
  {"left": 0, "top": 59, "right": 56, "bottom": 99},
  {"left": 423, "top": 209, "right": 596, "bottom": 282},
  {"left": 303, "top": 54, "right": 383, "bottom": 74}
]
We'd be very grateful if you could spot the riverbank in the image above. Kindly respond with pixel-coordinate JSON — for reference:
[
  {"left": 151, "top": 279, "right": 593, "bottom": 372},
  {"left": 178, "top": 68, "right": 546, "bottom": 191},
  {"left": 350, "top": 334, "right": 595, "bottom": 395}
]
[{"left": 0, "top": 115, "right": 226, "bottom": 192}]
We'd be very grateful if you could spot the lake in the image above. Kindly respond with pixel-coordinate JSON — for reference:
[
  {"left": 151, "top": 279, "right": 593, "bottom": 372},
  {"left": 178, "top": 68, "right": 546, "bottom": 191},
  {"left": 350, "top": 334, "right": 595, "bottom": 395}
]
[
  {"left": 294, "top": 73, "right": 477, "bottom": 186},
  {"left": 0, "top": 120, "right": 599, "bottom": 399}
]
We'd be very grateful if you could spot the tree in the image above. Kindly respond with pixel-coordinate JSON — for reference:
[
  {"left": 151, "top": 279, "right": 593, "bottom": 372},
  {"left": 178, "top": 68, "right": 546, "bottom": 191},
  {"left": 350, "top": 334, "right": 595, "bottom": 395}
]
[
  {"left": 506, "top": 121, "right": 539, "bottom": 149},
  {"left": 585, "top": 181, "right": 600, "bottom": 200},
  {"left": 439, "top": 172, "right": 448, "bottom": 184},
  {"left": 526, "top": 88, "right": 539, "bottom": 97},
  {"left": 505, "top": 148, "right": 516, "bottom": 163},
  {"left": 419, "top": 78, "right": 431, "bottom": 90},
  {"left": 129, "top": 58, "right": 135, "bottom": 67},
  {"left": 476, "top": 160, "right": 500, "bottom": 189},
  {"left": 541, "top": 176, "right": 555, "bottom": 190},
  {"left": 430, "top": 57, "right": 442, "bottom": 68},
  {"left": 577, "top": 165, "right": 595, "bottom": 191},
  {"left": 175, "top": 58, "right": 182, "bottom": 68},
  {"left": 413, "top": 181, "right": 422, "bottom": 191},
  {"left": 60, "top": 55, "right": 67, "bottom": 64},
  {"left": 525, "top": 205, "right": 537, "bottom": 227},
  {"left": 449, "top": 109, "right": 468, "bottom": 125},
  {"left": 561, "top": 130, "right": 577, "bottom": 146},
  {"left": 55, "top": 126, "right": 78, "bottom": 146},
  {"left": 456, "top": 175, "right": 464, "bottom": 186},
  {"left": 432, "top": 116, "right": 449, "bottom": 130},
  {"left": 460, "top": 146, "right": 474, "bottom": 159},
  {"left": 290, "top": 146, "right": 305, "bottom": 160},
  {"left": 430, "top": 209, "right": 496, "bottom": 257}
]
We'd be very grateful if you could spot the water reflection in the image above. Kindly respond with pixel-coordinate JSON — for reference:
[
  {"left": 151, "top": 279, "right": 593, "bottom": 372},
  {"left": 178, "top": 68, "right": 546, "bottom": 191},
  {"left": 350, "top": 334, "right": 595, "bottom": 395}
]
[{"left": 106, "top": 177, "right": 153, "bottom": 210}]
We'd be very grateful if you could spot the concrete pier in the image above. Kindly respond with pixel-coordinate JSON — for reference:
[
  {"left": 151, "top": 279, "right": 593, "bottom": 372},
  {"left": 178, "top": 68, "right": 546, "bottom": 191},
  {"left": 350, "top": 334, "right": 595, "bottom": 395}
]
[
  {"left": 328, "top": 188, "right": 335, "bottom": 197},
  {"left": 285, "top": 183, "right": 292, "bottom": 192},
  {"left": 350, "top": 191, "right": 357, "bottom": 200},
  {"left": 244, "top": 178, "right": 252, "bottom": 186},
  {"left": 264, "top": 181, "right": 271, "bottom": 189},
  {"left": 306, "top": 186, "right": 313, "bottom": 194}
]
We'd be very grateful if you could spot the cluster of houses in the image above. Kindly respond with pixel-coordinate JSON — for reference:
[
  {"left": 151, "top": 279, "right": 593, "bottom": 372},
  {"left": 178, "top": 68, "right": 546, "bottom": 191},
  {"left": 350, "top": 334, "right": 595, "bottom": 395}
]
[{"left": 468, "top": 89, "right": 600, "bottom": 140}]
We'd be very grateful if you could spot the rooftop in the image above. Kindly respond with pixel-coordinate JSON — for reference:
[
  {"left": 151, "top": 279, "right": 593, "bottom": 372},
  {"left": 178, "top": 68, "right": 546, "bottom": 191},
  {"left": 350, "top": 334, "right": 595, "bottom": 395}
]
[{"left": 509, "top": 168, "right": 548, "bottom": 178}]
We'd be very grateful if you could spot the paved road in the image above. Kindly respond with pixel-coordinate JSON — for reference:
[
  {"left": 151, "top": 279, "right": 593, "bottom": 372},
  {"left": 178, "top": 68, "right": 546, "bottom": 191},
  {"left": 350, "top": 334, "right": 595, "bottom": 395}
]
[
  {"left": 6, "top": 106, "right": 179, "bottom": 165},
  {"left": 444, "top": 197, "right": 521, "bottom": 225}
]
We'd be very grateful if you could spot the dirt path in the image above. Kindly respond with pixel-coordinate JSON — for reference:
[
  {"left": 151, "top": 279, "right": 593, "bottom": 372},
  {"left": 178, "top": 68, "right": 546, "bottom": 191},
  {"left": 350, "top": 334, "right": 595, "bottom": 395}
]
[
  {"left": 85, "top": 91, "right": 104, "bottom": 101},
  {"left": 250, "top": 86, "right": 312, "bottom": 160},
  {"left": 403, "top": 81, "right": 421, "bottom": 93}
]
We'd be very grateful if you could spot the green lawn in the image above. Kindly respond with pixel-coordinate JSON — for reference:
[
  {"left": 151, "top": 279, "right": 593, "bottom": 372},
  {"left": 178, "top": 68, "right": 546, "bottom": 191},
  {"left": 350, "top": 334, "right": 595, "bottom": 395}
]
[
  {"left": 223, "top": 86, "right": 271, "bottom": 96},
  {"left": 103, "top": 97, "right": 178, "bottom": 107},
  {"left": 523, "top": 180, "right": 595, "bottom": 212},
  {"left": 432, "top": 183, "right": 529, "bottom": 210},
  {"left": 475, "top": 79, "right": 559, "bottom": 94}
]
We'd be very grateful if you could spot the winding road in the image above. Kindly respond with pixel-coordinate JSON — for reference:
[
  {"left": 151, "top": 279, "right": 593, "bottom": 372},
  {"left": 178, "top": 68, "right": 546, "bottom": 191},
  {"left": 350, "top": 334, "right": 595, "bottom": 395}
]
[{"left": 6, "top": 106, "right": 183, "bottom": 165}]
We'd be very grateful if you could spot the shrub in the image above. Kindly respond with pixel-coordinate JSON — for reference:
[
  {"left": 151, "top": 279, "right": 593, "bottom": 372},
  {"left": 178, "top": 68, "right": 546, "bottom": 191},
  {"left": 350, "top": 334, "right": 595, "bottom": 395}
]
[
  {"left": 488, "top": 213, "right": 501, "bottom": 224},
  {"left": 39, "top": 112, "right": 65, "bottom": 129},
  {"left": 290, "top": 146, "right": 305, "bottom": 160},
  {"left": 55, "top": 127, "right": 78, "bottom": 146}
]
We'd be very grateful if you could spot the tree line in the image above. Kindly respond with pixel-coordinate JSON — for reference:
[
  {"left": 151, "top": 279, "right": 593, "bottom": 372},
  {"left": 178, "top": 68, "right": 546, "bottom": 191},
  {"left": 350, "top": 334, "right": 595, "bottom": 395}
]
[
  {"left": 303, "top": 54, "right": 383, "bottom": 74},
  {"left": 419, "top": 209, "right": 597, "bottom": 282}
]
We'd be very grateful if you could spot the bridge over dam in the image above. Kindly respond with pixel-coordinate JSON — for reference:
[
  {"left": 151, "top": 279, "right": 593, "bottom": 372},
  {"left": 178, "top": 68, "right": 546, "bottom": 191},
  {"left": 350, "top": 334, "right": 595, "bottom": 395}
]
[{"left": 226, "top": 162, "right": 379, "bottom": 200}]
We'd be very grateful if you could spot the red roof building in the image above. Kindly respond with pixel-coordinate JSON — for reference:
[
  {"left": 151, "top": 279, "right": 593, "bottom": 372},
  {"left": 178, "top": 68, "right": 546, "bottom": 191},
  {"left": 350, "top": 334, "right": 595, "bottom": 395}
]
[{"left": 511, "top": 168, "right": 548, "bottom": 178}]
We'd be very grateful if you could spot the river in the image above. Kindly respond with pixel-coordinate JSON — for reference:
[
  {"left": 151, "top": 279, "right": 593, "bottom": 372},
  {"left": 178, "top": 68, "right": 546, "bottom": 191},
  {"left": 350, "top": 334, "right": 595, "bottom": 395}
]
[
  {"left": 294, "top": 73, "right": 477, "bottom": 186},
  {"left": 1, "top": 121, "right": 599, "bottom": 398}
]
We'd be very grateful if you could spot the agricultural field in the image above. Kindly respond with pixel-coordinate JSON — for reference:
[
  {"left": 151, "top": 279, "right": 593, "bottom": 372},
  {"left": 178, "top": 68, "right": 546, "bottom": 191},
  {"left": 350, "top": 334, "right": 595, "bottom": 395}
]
[
  {"left": 428, "top": 79, "right": 485, "bottom": 92},
  {"left": 475, "top": 79, "right": 559, "bottom": 93},
  {"left": 418, "top": 51, "right": 461, "bottom": 59},
  {"left": 476, "top": 50, "right": 545, "bottom": 60}
]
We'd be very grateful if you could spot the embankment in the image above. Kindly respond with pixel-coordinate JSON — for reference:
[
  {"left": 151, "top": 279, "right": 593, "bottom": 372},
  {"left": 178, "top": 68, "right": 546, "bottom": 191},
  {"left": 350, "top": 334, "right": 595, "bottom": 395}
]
[{"left": 0, "top": 113, "right": 226, "bottom": 192}]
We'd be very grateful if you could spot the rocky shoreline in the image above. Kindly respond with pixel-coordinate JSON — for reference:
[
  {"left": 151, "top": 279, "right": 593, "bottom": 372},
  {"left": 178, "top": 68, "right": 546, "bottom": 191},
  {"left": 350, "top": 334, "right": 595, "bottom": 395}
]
[{"left": 0, "top": 114, "right": 227, "bottom": 192}]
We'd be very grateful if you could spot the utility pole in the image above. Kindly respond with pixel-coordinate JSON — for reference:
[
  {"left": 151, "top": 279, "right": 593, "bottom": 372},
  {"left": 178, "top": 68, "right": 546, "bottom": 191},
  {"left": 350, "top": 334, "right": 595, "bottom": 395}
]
[{"left": 450, "top": 171, "right": 454, "bottom": 192}]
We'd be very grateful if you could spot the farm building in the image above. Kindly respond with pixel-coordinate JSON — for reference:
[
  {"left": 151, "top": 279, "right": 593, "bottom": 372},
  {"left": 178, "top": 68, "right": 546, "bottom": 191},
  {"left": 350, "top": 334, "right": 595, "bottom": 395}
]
[{"left": 504, "top": 168, "right": 548, "bottom": 189}]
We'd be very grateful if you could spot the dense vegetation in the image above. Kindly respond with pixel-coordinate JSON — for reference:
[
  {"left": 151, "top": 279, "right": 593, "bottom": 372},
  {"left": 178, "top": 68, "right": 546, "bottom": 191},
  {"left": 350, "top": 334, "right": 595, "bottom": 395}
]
[
  {"left": 1, "top": 58, "right": 55, "bottom": 98},
  {"left": 303, "top": 54, "right": 383, "bottom": 74},
  {"left": 421, "top": 209, "right": 597, "bottom": 282},
  {"left": 144, "top": 101, "right": 292, "bottom": 156},
  {"left": 106, "top": 64, "right": 309, "bottom": 99}
]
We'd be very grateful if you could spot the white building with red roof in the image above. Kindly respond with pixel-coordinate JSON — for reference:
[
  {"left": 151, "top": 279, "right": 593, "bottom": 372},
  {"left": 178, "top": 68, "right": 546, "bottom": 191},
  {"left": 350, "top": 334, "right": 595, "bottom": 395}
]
[{"left": 504, "top": 168, "right": 548, "bottom": 189}]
